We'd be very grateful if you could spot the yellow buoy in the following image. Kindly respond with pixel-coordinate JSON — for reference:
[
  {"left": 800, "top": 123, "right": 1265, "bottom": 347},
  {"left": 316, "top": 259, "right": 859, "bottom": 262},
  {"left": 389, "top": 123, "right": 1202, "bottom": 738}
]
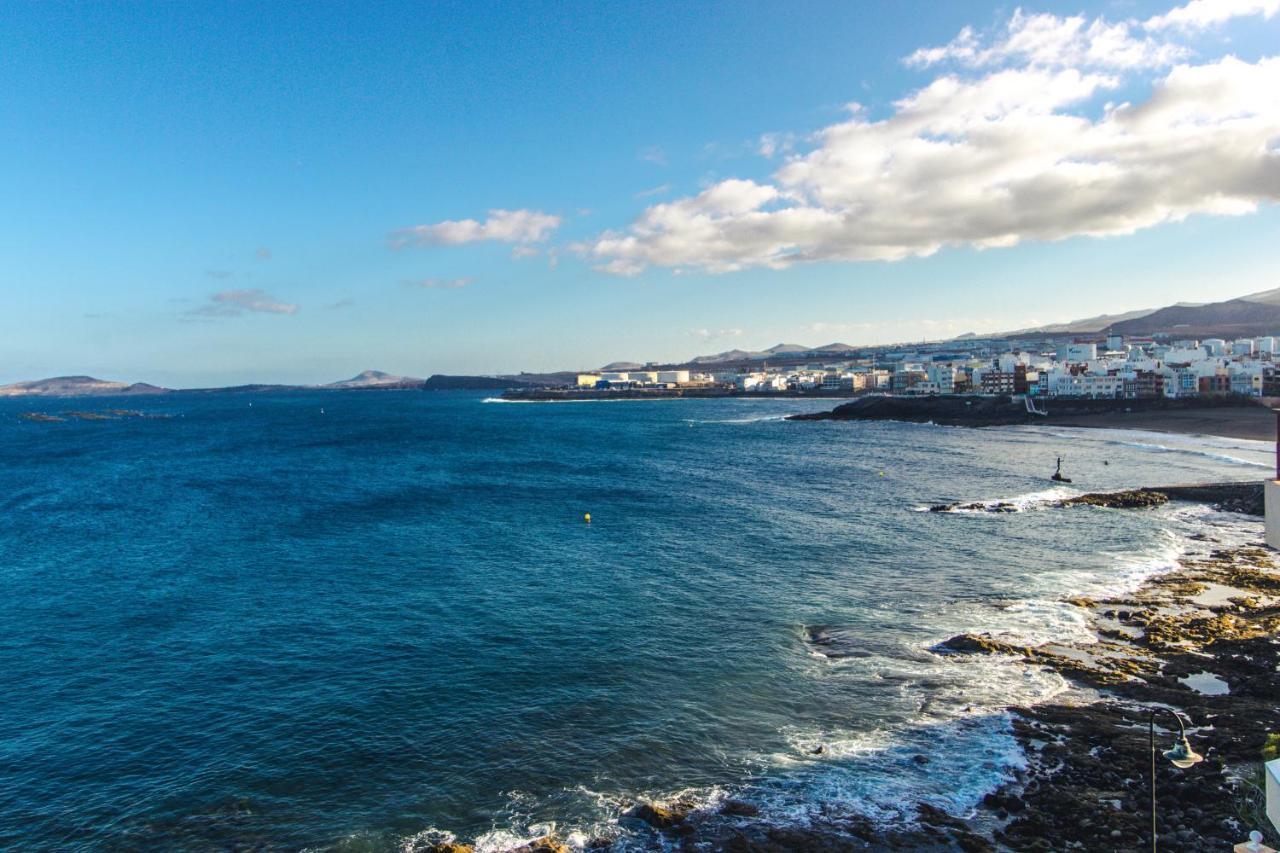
[
  {"left": 584, "top": 512, "right": 592, "bottom": 523},
  {"left": 879, "top": 471, "right": 886, "bottom": 477}
]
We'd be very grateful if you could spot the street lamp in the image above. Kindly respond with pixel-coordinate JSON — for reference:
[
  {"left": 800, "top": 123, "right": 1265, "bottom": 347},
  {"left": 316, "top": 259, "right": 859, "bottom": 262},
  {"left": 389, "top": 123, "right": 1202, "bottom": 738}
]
[{"left": 1149, "top": 707, "right": 1204, "bottom": 852}]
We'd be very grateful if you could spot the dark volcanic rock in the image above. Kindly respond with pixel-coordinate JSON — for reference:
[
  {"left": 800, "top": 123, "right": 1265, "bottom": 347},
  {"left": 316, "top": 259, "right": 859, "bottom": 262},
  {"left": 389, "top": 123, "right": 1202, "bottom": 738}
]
[
  {"left": 1060, "top": 490, "right": 1169, "bottom": 509},
  {"left": 625, "top": 801, "right": 694, "bottom": 829},
  {"left": 720, "top": 799, "right": 760, "bottom": 817}
]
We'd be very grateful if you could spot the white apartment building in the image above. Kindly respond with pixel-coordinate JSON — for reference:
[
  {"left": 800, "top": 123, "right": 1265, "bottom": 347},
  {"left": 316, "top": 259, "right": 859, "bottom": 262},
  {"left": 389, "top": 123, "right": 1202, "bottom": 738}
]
[
  {"left": 1057, "top": 342, "right": 1098, "bottom": 363},
  {"left": 1161, "top": 346, "right": 1209, "bottom": 364},
  {"left": 1045, "top": 372, "right": 1124, "bottom": 398}
]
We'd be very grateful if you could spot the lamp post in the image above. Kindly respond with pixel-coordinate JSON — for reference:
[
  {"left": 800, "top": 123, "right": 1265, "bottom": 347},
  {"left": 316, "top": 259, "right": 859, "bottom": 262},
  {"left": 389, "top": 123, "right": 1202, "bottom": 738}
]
[{"left": 1148, "top": 708, "right": 1204, "bottom": 852}]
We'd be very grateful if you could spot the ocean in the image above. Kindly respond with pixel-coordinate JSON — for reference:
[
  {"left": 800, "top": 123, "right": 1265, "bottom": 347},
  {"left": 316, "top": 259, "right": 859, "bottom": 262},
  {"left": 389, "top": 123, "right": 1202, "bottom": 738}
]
[{"left": 0, "top": 390, "right": 1268, "bottom": 850}]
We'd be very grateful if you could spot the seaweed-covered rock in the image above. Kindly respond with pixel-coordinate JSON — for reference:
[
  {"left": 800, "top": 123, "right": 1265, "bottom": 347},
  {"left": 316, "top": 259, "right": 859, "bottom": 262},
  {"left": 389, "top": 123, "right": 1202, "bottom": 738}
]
[
  {"left": 1061, "top": 490, "right": 1169, "bottom": 509},
  {"left": 625, "top": 801, "right": 694, "bottom": 829}
]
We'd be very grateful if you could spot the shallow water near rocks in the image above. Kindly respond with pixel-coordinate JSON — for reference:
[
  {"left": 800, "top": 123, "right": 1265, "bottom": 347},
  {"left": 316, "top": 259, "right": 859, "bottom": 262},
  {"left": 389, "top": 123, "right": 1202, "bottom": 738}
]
[
  {"left": 1179, "top": 671, "right": 1231, "bottom": 695},
  {"left": 0, "top": 391, "right": 1268, "bottom": 849}
]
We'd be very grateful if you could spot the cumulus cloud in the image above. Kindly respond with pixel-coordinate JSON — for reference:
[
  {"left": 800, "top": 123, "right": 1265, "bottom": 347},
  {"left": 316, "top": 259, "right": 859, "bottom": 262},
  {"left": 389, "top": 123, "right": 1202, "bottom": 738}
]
[
  {"left": 1147, "top": 0, "right": 1280, "bottom": 30},
  {"left": 584, "top": 3, "right": 1280, "bottom": 276},
  {"left": 391, "top": 209, "right": 561, "bottom": 247},
  {"left": 188, "top": 289, "right": 298, "bottom": 317},
  {"left": 906, "top": 9, "right": 1187, "bottom": 70},
  {"left": 403, "top": 277, "right": 475, "bottom": 289},
  {"left": 758, "top": 132, "right": 797, "bottom": 158}
]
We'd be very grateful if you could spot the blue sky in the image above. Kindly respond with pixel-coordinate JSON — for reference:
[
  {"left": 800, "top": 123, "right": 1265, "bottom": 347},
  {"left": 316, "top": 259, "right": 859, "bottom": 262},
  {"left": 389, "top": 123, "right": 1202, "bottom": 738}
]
[{"left": 2, "top": 0, "right": 1278, "bottom": 385}]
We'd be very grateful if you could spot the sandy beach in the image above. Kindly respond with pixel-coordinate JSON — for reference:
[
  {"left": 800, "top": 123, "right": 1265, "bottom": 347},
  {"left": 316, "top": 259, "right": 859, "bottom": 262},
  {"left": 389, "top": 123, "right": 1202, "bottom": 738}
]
[
  {"left": 1040, "top": 405, "right": 1277, "bottom": 442},
  {"left": 793, "top": 395, "right": 1278, "bottom": 443}
]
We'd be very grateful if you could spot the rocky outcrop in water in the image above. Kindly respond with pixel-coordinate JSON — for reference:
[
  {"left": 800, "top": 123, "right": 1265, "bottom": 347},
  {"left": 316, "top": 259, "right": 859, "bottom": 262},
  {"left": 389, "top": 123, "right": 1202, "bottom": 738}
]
[
  {"left": 624, "top": 800, "right": 696, "bottom": 830},
  {"left": 929, "top": 482, "right": 1264, "bottom": 516},
  {"left": 1060, "top": 489, "right": 1169, "bottom": 509}
]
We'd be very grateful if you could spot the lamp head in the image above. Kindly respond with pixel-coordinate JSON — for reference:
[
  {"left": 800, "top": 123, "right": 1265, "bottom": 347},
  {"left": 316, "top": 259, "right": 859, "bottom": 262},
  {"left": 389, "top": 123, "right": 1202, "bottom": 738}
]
[{"left": 1163, "top": 735, "right": 1204, "bottom": 769}]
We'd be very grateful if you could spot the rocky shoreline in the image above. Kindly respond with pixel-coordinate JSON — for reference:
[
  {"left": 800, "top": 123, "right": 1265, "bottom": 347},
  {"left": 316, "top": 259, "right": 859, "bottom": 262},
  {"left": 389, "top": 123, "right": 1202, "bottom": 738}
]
[
  {"left": 938, "top": 538, "right": 1280, "bottom": 850},
  {"left": 929, "top": 481, "right": 1265, "bottom": 517},
  {"left": 424, "top": 493, "right": 1279, "bottom": 852}
]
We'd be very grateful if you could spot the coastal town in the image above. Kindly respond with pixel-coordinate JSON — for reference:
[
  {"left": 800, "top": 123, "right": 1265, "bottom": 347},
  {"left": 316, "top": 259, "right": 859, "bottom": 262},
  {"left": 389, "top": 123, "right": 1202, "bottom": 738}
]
[{"left": 552, "top": 333, "right": 1280, "bottom": 401}]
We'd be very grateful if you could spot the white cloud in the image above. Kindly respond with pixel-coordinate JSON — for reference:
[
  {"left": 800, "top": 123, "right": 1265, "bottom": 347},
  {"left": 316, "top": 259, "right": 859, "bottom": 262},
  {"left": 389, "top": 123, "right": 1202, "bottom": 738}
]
[
  {"left": 584, "top": 2, "right": 1280, "bottom": 276},
  {"left": 391, "top": 209, "right": 561, "bottom": 247},
  {"left": 403, "top": 277, "right": 475, "bottom": 289},
  {"left": 758, "top": 132, "right": 797, "bottom": 158},
  {"left": 511, "top": 246, "right": 541, "bottom": 260},
  {"left": 635, "top": 183, "right": 672, "bottom": 199},
  {"left": 907, "top": 9, "right": 1187, "bottom": 70},
  {"left": 188, "top": 289, "right": 298, "bottom": 317},
  {"left": 639, "top": 146, "right": 668, "bottom": 166},
  {"left": 691, "top": 327, "right": 744, "bottom": 341},
  {"left": 1147, "top": 0, "right": 1280, "bottom": 30}
]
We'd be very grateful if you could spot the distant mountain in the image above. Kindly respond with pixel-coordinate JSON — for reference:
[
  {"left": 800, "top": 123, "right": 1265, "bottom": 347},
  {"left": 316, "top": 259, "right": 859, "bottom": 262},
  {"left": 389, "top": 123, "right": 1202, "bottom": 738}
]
[
  {"left": 688, "top": 343, "right": 827, "bottom": 365},
  {"left": 325, "top": 369, "right": 424, "bottom": 389},
  {"left": 688, "top": 348, "right": 756, "bottom": 364},
  {"left": 1002, "top": 287, "right": 1280, "bottom": 338},
  {"left": 1106, "top": 291, "right": 1280, "bottom": 338},
  {"left": 1008, "top": 307, "right": 1160, "bottom": 336},
  {"left": 761, "top": 343, "right": 810, "bottom": 356},
  {"left": 2, "top": 370, "right": 430, "bottom": 397},
  {"left": 0, "top": 376, "right": 169, "bottom": 397},
  {"left": 600, "top": 361, "right": 644, "bottom": 371},
  {"left": 1239, "top": 286, "right": 1280, "bottom": 306}
]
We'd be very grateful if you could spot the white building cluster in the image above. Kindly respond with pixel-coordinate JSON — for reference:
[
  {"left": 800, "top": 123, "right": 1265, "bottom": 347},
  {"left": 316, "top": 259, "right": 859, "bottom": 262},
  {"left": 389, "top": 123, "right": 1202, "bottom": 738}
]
[
  {"left": 958, "top": 335, "right": 1278, "bottom": 400},
  {"left": 568, "top": 334, "right": 1280, "bottom": 399}
]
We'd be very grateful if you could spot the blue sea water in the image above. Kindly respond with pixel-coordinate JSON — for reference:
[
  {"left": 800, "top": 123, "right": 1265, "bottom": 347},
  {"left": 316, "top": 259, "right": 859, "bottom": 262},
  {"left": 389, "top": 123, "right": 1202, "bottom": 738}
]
[{"left": 0, "top": 391, "right": 1268, "bottom": 850}]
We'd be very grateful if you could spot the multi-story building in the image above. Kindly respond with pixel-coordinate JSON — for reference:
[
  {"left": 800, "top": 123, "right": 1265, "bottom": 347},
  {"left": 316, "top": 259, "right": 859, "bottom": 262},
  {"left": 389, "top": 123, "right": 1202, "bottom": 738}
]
[
  {"left": 1199, "top": 374, "right": 1230, "bottom": 395},
  {"left": 1057, "top": 342, "right": 1098, "bottom": 363},
  {"left": 1122, "top": 371, "right": 1162, "bottom": 399},
  {"left": 979, "top": 370, "right": 1018, "bottom": 395},
  {"left": 1046, "top": 373, "right": 1124, "bottom": 398}
]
